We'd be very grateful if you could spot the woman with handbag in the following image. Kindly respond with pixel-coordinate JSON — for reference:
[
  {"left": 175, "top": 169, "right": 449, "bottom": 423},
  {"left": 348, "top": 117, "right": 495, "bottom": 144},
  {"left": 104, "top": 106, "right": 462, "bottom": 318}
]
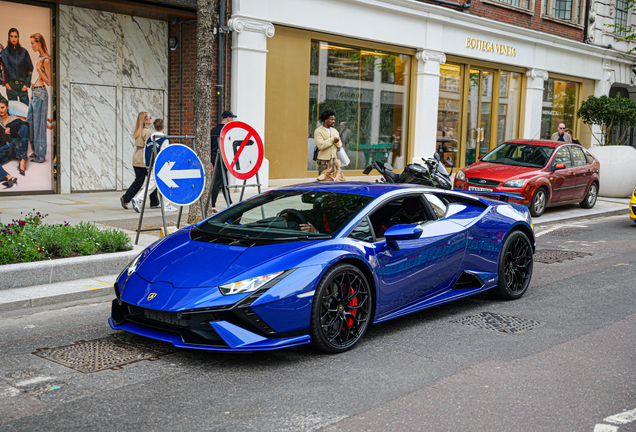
[{"left": 314, "top": 109, "right": 342, "bottom": 175}]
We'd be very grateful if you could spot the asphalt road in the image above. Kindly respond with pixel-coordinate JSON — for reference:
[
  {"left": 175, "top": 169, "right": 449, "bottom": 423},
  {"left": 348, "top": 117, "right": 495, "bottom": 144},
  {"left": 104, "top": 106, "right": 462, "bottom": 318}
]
[{"left": 1, "top": 214, "right": 635, "bottom": 432}]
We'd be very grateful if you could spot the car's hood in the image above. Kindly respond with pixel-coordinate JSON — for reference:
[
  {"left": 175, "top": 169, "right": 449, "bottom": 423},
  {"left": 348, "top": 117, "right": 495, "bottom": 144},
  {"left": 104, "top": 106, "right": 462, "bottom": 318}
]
[
  {"left": 136, "top": 228, "right": 314, "bottom": 288},
  {"left": 463, "top": 162, "right": 541, "bottom": 182}
]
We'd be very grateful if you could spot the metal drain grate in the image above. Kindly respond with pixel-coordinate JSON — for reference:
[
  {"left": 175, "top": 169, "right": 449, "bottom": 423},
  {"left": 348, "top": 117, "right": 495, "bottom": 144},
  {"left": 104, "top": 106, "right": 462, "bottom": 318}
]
[
  {"left": 453, "top": 312, "right": 544, "bottom": 334},
  {"left": 32, "top": 335, "right": 178, "bottom": 373},
  {"left": 547, "top": 227, "right": 591, "bottom": 237},
  {"left": 534, "top": 249, "right": 591, "bottom": 264}
]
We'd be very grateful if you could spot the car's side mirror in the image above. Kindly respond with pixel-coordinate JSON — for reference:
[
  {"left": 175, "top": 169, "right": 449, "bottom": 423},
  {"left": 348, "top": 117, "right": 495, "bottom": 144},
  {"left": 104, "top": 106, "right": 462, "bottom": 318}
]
[
  {"left": 550, "top": 162, "right": 566, "bottom": 171},
  {"left": 478, "top": 155, "right": 484, "bottom": 160},
  {"left": 384, "top": 224, "right": 423, "bottom": 250}
]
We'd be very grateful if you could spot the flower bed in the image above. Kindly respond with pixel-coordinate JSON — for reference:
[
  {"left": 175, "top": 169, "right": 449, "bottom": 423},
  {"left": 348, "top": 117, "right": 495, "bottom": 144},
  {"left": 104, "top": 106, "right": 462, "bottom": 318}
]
[{"left": 0, "top": 210, "right": 132, "bottom": 265}]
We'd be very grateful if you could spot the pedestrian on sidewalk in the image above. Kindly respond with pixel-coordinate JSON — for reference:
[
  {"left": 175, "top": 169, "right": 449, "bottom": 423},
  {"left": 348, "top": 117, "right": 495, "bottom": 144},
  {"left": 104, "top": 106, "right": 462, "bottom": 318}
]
[
  {"left": 314, "top": 109, "right": 342, "bottom": 175},
  {"left": 130, "top": 118, "right": 177, "bottom": 213},
  {"left": 121, "top": 111, "right": 159, "bottom": 209},
  {"left": 564, "top": 128, "right": 581, "bottom": 145},
  {"left": 209, "top": 110, "right": 236, "bottom": 211},
  {"left": 551, "top": 123, "right": 572, "bottom": 142}
]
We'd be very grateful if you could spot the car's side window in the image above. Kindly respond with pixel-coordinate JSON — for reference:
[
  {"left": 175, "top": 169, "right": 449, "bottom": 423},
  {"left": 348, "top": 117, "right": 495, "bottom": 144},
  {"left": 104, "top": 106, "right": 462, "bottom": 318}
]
[
  {"left": 584, "top": 150, "right": 595, "bottom": 164},
  {"left": 553, "top": 147, "right": 572, "bottom": 168},
  {"left": 570, "top": 146, "right": 587, "bottom": 166},
  {"left": 368, "top": 196, "right": 429, "bottom": 240},
  {"left": 348, "top": 217, "right": 374, "bottom": 243},
  {"left": 423, "top": 193, "right": 447, "bottom": 219}
]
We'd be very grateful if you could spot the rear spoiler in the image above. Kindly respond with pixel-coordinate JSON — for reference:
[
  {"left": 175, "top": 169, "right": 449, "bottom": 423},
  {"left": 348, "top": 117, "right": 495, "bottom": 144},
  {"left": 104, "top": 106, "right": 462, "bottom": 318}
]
[{"left": 460, "top": 190, "right": 521, "bottom": 203}]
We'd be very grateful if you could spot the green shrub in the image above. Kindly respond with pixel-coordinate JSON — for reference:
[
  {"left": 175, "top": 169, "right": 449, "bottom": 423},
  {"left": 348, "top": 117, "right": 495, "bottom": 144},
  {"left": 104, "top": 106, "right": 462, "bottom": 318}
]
[
  {"left": 0, "top": 211, "right": 133, "bottom": 264},
  {"left": 96, "top": 228, "right": 132, "bottom": 252}
]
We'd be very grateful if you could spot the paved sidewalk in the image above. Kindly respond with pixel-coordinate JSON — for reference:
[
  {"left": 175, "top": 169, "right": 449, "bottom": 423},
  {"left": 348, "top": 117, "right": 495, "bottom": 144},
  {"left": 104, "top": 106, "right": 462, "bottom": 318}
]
[{"left": 0, "top": 182, "right": 631, "bottom": 313}]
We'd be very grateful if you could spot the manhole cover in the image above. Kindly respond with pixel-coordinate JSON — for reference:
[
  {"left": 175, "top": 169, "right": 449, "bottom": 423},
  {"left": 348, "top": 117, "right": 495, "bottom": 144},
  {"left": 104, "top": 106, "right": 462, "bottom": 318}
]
[
  {"left": 33, "top": 335, "right": 178, "bottom": 373},
  {"left": 534, "top": 249, "right": 591, "bottom": 264},
  {"left": 453, "top": 312, "right": 544, "bottom": 334},
  {"left": 546, "top": 227, "right": 592, "bottom": 237}
]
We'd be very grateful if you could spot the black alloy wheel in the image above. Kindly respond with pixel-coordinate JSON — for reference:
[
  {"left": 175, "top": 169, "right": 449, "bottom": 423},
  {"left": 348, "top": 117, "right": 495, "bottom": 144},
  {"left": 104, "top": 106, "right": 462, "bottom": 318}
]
[
  {"left": 310, "top": 264, "right": 373, "bottom": 353},
  {"left": 490, "top": 231, "right": 533, "bottom": 300},
  {"left": 580, "top": 183, "right": 598, "bottom": 209},
  {"left": 529, "top": 188, "right": 547, "bottom": 217}
]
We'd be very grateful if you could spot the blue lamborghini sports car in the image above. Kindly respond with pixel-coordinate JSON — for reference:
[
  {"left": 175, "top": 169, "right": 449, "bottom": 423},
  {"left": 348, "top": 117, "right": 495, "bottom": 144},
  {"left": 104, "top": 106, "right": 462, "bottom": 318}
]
[{"left": 110, "top": 182, "right": 534, "bottom": 353}]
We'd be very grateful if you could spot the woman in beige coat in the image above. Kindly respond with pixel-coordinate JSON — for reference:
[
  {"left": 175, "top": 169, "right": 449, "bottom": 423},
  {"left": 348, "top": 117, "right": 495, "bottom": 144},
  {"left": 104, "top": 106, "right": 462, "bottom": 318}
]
[
  {"left": 120, "top": 112, "right": 158, "bottom": 209},
  {"left": 314, "top": 109, "right": 342, "bottom": 175}
]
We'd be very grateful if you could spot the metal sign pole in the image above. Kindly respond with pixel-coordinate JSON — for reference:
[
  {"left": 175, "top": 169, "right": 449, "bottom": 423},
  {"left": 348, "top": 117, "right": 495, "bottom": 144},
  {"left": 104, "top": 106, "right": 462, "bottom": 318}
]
[
  {"left": 135, "top": 137, "right": 158, "bottom": 246},
  {"left": 189, "top": 137, "right": 206, "bottom": 218}
]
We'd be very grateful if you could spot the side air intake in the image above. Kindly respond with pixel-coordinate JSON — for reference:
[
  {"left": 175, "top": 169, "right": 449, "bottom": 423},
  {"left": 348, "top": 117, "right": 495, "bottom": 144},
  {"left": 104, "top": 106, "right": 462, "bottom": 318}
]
[{"left": 452, "top": 271, "right": 484, "bottom": 290}]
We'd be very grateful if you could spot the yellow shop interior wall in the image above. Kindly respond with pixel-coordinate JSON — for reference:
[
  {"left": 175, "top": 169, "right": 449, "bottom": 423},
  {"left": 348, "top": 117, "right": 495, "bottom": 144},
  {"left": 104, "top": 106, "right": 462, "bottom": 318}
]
[{"left": 265, "top": 26, "right": 311, "bottom": 179}]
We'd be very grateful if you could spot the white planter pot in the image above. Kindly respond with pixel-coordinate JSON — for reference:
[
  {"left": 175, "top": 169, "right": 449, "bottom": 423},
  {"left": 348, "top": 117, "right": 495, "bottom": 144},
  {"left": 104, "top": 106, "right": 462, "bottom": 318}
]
[{"left": 588, "top": 146, "right": 636, "bottom": 198}]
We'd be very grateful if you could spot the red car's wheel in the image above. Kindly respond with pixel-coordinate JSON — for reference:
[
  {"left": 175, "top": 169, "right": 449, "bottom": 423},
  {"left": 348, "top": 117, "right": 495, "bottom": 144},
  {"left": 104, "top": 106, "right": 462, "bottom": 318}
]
[
  {"left": 580, "top": 183, "right": 598, "bottom": 209},
  {"left": 529, "top": 187, "right": 547, "bottom": 217}
]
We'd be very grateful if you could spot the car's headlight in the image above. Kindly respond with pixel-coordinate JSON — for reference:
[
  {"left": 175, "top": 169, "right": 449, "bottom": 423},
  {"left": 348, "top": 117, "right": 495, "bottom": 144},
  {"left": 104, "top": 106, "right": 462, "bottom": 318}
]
[
  {"left": 126, "top": 252, "right": 144, "bottom": 277},
  {"left": 503, "top": 179, "right": 528, "bottom": 188},
  {"left": 633, "top": 188, "right": 636, "bottom": 198},
  {"left": 219, "top": 271, "right": 285, "bottom": 295},
  {"left": 456, "top": 170, "right": 466, "bottom": 181}
]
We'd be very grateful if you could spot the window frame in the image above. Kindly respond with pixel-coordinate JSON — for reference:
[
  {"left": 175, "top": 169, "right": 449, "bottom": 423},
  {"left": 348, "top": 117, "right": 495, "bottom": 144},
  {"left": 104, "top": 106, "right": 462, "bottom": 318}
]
[
  {"left": 542, "top": 0, "right": 585, "bottom": 28},
  {"left": 481, "top": 0, "right": 535, "bottom": 15}
]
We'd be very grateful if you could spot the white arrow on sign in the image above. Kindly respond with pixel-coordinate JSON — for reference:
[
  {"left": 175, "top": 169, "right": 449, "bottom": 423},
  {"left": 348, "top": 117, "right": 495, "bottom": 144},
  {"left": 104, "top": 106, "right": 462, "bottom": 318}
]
[{"left": 157, "top": 161, "right": 201, "bottom": 188}]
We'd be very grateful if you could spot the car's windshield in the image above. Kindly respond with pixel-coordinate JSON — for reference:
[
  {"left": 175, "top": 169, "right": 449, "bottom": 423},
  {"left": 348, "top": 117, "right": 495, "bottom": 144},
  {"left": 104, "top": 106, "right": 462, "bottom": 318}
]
[
  {"left": 482, "top": 143, "right": 555, "bottom": 168},
  {"left": 195, "top": 190, "right": 374, "bottom": 242}
]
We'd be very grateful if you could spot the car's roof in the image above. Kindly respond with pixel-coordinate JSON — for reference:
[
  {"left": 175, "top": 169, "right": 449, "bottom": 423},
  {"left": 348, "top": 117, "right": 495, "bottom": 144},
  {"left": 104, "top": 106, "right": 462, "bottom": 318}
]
[
  {"left": 275, "top": 181, "right": 435, "bottom": 198},
  {"left": 503, "top": 139, "right": 579, "bottom": 148}
]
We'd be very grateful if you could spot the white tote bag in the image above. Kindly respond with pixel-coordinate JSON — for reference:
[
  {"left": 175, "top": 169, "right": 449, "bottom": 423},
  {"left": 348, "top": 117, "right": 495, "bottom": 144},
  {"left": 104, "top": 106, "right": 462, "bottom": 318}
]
[{"left": 337, "top": 148, "right": 350, "bottom": 167}]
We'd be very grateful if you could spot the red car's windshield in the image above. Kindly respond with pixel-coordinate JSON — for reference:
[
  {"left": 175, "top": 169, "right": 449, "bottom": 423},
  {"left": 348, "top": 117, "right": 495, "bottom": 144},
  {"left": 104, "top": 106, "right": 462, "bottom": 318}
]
[{"left": 482, "top": 143, "right": 555, "bottom": 168}]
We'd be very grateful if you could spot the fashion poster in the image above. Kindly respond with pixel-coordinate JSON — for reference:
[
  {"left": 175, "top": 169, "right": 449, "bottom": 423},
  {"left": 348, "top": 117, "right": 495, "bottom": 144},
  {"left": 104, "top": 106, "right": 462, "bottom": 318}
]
[{"left": 0, "top": 1, "right": 53, "bottom": 193}]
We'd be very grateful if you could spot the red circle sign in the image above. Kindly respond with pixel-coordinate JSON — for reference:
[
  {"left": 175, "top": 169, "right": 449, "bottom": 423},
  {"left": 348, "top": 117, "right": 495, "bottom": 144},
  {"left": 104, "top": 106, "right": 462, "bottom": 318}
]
[{"left": 218, "top": 121, "right": 264, "bottom": 180}]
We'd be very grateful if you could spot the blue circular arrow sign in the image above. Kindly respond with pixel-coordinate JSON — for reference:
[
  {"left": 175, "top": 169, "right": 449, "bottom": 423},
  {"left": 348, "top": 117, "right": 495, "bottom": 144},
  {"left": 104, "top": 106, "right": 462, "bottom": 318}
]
[{"left": 154, "top": 144, "right": 205, "bottom": 206}]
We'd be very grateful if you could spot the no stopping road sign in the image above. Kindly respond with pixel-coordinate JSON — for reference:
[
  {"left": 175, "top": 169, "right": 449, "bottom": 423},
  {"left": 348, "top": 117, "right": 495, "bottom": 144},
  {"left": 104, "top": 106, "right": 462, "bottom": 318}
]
[{"left": 219, "top": 121, "right": 264, "bottom": 180}]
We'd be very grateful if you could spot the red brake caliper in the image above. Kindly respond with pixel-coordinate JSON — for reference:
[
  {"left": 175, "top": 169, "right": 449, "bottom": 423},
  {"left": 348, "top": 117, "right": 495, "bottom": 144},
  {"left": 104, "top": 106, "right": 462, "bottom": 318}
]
[{"left": 347, "top": 286, "right": 358, "bottom": 329}]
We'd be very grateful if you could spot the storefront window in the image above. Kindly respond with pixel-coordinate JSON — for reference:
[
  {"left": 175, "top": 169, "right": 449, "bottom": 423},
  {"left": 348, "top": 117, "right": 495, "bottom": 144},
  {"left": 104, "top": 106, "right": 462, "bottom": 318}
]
[
  {"left": 308, "top": 41, "right": 410, "bottom": 171},
  {"left": 496, "top": 71, "right": 521, "bottom": 145},
  {"left": 437, "top": 63, "right": 462, "bottom": 167},
  {"left": 0, "top": 1, "right": 54, "bottom": 194},
  {"left": 541, "top": 78, "right": 579, "bottom": 139}
]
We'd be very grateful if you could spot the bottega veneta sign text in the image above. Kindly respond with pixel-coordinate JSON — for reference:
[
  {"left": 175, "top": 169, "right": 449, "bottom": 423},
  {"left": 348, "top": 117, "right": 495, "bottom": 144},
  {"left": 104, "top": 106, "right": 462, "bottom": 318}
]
[{"left": 466, "top": 38, "right": 516, "bottom": 57}]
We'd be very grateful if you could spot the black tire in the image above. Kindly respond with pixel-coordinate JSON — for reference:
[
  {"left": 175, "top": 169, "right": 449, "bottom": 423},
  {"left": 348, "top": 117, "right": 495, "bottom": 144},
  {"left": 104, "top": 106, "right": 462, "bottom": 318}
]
[
  {"left": 529, "top": 187, "right": 548, "bottom": 217},
  {"left": 309, "top": 264, "right": 373, "bottom": 353},
  {"left": 490, "top": 231, "right": 533, "bottom": 300},
  {"left": 579, "top": 182, "right": 598, "bottom": 209}
]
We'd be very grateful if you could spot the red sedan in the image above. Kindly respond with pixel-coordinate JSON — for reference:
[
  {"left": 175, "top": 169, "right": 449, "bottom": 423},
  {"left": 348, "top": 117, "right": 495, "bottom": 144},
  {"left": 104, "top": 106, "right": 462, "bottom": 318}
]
[{"left": 454, "top": 139, "right": 600, "bottom": 217}]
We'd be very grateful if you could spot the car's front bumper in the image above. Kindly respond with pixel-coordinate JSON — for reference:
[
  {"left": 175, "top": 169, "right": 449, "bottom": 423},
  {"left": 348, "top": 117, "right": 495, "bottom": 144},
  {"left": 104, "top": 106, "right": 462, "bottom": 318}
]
[{"left": 109, "top": 299, "right": 311, "bottom": 352}]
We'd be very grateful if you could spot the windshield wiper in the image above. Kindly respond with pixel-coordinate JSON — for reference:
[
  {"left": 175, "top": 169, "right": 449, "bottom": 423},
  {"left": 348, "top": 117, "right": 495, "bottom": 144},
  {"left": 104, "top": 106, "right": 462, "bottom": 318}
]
[{"left": 271, "top": 234, "right": 331, "bottom": 240}]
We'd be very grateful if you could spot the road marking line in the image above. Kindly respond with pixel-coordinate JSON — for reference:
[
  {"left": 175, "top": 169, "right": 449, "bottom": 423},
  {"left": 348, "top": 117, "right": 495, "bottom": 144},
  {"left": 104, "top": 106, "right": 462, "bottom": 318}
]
[
  {"left": 14, "top": 376, "right": 57, "bottom": 386},
  {"left": 594, "top": 424, "right": 619, "bottom": 432},
  {"left": 605, "top": 408, "right": 636, "bottom": 425}
]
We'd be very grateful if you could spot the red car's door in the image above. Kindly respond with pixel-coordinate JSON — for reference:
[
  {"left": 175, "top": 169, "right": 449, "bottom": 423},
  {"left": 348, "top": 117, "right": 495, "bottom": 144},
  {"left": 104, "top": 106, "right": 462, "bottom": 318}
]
[
  {"left": 570, "top": 145, "right": 593, "bottom": 201},
  {"left": 549, "top": 146, "right": 577, "bottom": 202}
]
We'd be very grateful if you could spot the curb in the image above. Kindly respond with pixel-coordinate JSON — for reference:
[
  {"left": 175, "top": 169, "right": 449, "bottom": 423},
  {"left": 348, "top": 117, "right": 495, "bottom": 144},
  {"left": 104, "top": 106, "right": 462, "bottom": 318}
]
[{"left": 0, "top": 248, "right": 141, "bottom": 291}]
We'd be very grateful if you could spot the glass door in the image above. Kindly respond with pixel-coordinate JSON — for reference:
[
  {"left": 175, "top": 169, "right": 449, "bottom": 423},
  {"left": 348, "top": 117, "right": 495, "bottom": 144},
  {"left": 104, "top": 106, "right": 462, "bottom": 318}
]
[{"left": 464, "top": 69, "right": 494, "bottom": 166}]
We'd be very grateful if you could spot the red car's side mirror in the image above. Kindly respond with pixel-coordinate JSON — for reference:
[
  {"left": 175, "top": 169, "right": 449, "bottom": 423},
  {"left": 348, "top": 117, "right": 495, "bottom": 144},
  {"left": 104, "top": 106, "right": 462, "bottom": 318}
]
[
  {"left": 478, "top": 155, "right": 484, "bottom": 160},
  {"left": 555, "top": 163, "right": 566, "bottom": 170}
]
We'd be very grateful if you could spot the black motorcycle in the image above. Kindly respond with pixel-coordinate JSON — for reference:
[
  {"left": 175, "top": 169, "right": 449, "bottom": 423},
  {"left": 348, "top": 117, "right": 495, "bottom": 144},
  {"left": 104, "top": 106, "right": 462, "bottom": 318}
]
[{"left": 363, "top": 151, "right": 454, "bottom": 190}]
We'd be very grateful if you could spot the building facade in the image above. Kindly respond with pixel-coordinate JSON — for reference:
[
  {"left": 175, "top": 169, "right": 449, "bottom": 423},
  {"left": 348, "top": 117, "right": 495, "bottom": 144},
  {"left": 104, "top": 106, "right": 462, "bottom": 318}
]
[
  {"left": 229, "top": 0, "right": 634, "bottom": 183},
  {"left": 0, "top": 0, "right": 231, "bottom": 196}
]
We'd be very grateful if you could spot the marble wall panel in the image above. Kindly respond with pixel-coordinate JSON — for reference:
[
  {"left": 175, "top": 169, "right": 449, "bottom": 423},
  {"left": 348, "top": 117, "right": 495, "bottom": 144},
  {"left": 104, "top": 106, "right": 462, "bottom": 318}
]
[
  {"left": 70, "top": 84, "right": 117, "bottom": 192},
  {"left": 59, "top": 5, "right": 168, "bottom": 193},
  {"left": 121, "top": 16, "right": 169, "bottom": 89},
  {"left": 121, "top": 88, "right": 166, "bottom": 186}
]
